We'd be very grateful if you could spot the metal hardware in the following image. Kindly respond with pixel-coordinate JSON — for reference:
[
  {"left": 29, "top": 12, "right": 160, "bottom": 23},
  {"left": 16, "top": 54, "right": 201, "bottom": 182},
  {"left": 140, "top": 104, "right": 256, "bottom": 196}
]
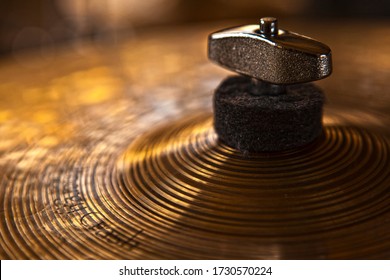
[
  {"left": 259, "top": 17, "right": 278, "bottom": 36},
  {"left": 208, "top": 17, "right": 332, "bottom": 85}
]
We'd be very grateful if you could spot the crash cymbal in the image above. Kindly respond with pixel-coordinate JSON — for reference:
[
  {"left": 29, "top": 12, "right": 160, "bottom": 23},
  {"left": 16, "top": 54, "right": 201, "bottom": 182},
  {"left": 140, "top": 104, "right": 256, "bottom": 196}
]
[{"left": 0, "top": 20, "right": 389, "bottom": 259}]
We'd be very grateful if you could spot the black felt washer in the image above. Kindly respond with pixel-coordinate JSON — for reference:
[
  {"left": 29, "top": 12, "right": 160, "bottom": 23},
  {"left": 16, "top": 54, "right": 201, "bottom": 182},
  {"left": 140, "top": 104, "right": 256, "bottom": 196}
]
[{"left": 214, "top": 75, "right": 324, "bottom": 153}]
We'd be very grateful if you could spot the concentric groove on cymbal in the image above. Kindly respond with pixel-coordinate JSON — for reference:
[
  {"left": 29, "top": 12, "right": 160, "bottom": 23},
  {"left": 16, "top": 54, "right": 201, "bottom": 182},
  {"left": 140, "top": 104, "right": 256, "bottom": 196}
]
[
  {"left": 118, "top": 113, "right": 390, "bottom": 258},
  {"left": 1, "top": 112, "right": 390, "bottom": 259}
]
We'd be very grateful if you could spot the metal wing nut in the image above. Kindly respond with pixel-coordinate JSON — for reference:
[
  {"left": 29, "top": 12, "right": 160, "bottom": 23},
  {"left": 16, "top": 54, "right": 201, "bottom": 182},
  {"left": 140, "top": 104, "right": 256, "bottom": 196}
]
[{"left": 208, "top": 23, "right": 332, "bottom": 85}]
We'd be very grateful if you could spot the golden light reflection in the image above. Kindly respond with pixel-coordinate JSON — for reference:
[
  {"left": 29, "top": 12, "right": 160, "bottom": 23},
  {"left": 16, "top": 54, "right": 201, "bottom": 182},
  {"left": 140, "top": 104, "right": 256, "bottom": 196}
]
[{"left": 0, "top": 20, "right": 389, "bottom": 259}]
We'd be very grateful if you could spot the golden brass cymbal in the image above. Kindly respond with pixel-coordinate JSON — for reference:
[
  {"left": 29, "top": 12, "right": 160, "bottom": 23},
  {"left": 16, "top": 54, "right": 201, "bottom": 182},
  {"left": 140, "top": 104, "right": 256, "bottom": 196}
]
[{"left": 0, "top": 20, "right": 389, "bottom": 259}]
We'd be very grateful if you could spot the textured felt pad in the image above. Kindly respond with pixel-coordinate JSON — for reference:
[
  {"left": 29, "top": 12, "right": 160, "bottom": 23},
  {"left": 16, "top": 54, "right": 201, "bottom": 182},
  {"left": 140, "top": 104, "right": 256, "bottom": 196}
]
[{"left": 214, "top": 75, "right": 324, "bottom": 153}]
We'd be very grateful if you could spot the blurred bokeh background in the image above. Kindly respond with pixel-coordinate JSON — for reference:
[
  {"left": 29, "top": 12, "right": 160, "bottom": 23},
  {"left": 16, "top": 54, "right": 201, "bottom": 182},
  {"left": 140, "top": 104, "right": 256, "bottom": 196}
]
[{"left": 1, "top": 0, "right": 389, "bottom": 56}]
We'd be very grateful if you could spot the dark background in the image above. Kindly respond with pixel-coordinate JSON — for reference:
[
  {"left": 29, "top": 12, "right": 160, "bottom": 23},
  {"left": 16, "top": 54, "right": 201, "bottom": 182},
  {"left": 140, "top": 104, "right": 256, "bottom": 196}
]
[{"left": 0, "top": 0, "right": 389, "bottom": 56}]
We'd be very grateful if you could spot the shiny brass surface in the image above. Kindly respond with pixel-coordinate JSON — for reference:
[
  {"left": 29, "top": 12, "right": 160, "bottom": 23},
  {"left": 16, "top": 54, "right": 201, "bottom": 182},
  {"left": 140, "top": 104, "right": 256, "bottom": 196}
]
[{"left": 0, "top": 20, "right": 390, "bottom": 259}]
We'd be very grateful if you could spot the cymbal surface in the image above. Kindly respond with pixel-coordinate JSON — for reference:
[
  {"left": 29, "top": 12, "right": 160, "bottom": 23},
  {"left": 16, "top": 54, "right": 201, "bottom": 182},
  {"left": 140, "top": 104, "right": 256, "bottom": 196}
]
[{"left": 0, "top": 20, "right": 390, "bottom": 259}]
